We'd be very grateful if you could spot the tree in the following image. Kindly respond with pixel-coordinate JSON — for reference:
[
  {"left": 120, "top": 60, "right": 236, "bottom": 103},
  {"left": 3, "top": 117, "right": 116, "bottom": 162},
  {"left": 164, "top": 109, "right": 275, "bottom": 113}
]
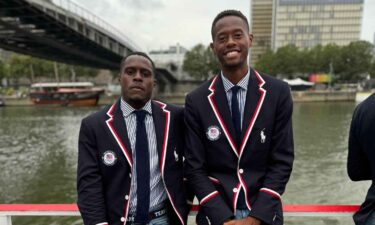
[
  {"left": 7, "top": 54, "right": 29, "bottom": 84},
  {"left": 369, "top": 61, "right": 375, "bottom": 77},
  {"left": 334, "top": 41, "right": 373, "bottom": 81},
  {"left": 254, "top": 50, "right": 278, "bottom": 76},
  {"left": 183, "top": 44, "right": 220, "bottom": 80},
  {"left": 0, "top": 60, "right": 6, "bottom": 82},
  {"left": 274, "top": 44, "right": 301, "bottom": 77},
  {"left": 255, "top": 41, "right": 375, "bottom": 82}
]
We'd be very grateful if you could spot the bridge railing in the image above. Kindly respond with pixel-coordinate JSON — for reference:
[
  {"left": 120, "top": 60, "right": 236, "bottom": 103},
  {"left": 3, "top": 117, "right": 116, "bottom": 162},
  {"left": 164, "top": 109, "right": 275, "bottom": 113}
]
[
  {"left": 31, "top": 0, "right": 141, "bottom": 51},
  {"left": 0, "top": 204, "right": 359, "bottom": 225}
]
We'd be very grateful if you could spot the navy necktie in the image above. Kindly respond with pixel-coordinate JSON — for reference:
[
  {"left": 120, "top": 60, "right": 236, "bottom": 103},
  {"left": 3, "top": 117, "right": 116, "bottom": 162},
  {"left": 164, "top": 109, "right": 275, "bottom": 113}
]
[
  {"left": 231, "top": 86, "right": 242, "bottom": 147},
  {"left": 231, "top": 86, "right": 247, "bottom": 209},
  {"left": 134, "top": 110, "right": 150, "bottom": 223}
]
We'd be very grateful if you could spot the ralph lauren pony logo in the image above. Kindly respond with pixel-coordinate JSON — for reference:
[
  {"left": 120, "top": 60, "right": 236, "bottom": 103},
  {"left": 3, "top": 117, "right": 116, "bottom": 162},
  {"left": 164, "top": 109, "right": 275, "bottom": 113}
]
[{"left": 260, "top": 128, "right": 266, "bottom": 144}]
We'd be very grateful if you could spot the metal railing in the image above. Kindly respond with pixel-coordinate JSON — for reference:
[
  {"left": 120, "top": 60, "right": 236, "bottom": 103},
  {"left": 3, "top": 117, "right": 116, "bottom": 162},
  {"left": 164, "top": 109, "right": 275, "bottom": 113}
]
[
  {"left": 27, "top": 0, "right": 141, "bottom": 51},
  {"left": 0, "top": 204, "right": 360, "bottom": 225}
]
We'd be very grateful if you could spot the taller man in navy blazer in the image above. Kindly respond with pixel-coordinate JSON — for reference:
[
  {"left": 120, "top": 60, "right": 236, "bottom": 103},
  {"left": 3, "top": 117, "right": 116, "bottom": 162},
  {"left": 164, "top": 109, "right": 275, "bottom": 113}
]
[
  {"left": 185, "top": 10, "right": 294, "bottom": 225},
  {"left": 77, "top": 52, "right": 189, "bottom": 225}
]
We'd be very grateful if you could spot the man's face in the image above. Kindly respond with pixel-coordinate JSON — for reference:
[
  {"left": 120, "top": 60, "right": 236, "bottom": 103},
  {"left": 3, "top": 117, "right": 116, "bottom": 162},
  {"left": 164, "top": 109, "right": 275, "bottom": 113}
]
[
  {"left": 211, "top": 16, "right": 253, "bottom": 70},
  {"left": 118, "top": 55, "right": 155, "bottom": 108}
]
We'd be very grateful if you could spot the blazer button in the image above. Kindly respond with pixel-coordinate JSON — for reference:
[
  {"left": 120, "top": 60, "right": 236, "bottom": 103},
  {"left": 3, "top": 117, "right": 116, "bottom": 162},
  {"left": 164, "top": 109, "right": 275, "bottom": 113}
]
[
  {"left": 125, "top": 195, "right": 129, "bottom": 200},
  {"left": 233, "top": 188, "right": 238, "bottom": 193},
  {"left": 120, "top": 217, "right": 125, "bottom": 222},
  {"left": 239, "top": 169, "right": 244, "bottom": 174},
  {"left": 129, "top": 173, "right": 132, "bottom": 178}
]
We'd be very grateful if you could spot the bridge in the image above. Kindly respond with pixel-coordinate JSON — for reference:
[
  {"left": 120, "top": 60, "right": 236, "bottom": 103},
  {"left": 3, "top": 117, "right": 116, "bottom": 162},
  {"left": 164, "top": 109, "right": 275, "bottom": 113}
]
[{"left": 0, "top": 0, "right": 177, "bottom": 85}]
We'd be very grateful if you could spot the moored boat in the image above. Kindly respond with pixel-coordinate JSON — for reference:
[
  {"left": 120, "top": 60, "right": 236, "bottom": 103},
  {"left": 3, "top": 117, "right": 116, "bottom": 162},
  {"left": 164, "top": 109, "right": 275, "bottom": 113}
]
[{"left": 29, "top": 82, "right": 104, "bottom": 106}]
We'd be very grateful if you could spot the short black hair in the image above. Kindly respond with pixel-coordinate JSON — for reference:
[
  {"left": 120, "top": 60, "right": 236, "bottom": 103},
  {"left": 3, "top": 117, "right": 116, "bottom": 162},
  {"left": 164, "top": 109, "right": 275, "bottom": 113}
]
[
  {"left": 120, "top": 51, "right": 156, "bottom": 73},
  {"left": 211, "top": 10, "right": 250, "bottom": 39}
]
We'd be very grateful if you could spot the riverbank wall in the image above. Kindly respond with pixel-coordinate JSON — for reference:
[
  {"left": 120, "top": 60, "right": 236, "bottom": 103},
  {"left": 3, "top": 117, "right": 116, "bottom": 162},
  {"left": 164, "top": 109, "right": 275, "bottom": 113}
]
[{"left": 0, "top": 91, "right": 357, "bottom": 106}]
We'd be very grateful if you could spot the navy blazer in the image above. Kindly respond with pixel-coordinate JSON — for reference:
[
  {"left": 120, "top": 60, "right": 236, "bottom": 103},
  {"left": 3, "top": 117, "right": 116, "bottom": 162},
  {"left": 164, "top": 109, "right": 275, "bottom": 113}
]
[
  {"left": 348, "top": 93, "right": 375, "bottom": 225},
  {"left": 77, "top": 99, "right": 189, "bottom": 225},
  {"left": 185, "top": 68, "right": 294, "bottom": 225}
]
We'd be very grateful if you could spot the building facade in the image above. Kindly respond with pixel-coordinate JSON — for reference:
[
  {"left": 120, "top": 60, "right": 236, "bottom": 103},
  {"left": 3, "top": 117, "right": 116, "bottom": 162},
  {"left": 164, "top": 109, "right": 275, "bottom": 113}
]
[{"left": 250, "top": 0, "right": 364, "bottom": 65}]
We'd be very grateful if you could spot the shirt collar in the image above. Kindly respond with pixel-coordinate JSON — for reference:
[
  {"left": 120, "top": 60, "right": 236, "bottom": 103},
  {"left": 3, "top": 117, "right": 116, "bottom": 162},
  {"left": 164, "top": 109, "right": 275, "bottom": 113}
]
[
  {"left": 120, "top": 98, "right": 152, "bottom": 118},
  {"left": 221, "top": 69, "right": 250, "bottom": 93}
]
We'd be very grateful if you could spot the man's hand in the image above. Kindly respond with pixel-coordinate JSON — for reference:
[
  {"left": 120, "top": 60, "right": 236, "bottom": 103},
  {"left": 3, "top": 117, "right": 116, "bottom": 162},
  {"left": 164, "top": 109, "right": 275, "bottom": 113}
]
[{"left": 223, "top": 217, "right": 261, "bottom": 225}]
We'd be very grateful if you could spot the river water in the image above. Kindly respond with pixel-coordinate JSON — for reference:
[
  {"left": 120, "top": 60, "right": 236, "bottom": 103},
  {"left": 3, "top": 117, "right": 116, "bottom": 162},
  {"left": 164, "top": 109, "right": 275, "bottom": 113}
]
[{"left": 0, "top": 102, "right": 370, "bottom": 225}]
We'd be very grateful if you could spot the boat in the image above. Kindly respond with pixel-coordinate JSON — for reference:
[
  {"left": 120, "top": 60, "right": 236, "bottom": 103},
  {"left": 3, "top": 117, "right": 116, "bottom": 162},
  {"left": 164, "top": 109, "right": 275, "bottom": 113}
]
[
  {"left": 29, "top": 82, "right": 104, "bottom": 106},
  {"left": 283, "top": 78, "right": 314, "bottom": 91}
]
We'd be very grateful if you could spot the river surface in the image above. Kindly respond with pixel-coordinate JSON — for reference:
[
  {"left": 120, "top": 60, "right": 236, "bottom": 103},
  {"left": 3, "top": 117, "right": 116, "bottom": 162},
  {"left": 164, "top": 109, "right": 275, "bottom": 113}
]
[{"left": 0, "top": 102, "right": 370, "bottom": 225}]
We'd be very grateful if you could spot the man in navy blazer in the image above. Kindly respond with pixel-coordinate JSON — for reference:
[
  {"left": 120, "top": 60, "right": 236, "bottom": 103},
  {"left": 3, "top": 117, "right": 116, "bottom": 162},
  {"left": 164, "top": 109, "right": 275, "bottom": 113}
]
[
  {"left": 77, "top": 52, "right": 189, "bottom": 225},
  {"left": 348, "top": 93, "right": 375, "bottom": 225},
  {"left": 185, "top": 10, "right": 294, "bottom": 225}
]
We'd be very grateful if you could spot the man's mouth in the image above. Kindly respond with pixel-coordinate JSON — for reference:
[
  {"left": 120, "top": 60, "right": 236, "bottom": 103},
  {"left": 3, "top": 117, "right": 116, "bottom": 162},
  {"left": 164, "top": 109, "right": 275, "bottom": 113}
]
[
  {"left": 225, "top": 50, "right": 240, "bottom": 57},
  {"left": 130, "top": 86, "right": 144, "bottom": 91}
]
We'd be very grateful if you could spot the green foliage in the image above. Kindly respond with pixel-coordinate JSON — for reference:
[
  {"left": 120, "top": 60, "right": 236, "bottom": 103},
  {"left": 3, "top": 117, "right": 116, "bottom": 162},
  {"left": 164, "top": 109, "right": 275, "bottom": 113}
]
[
  {"left": 183, "top": 44, "right": 220, "bottom": 80},
  {"left": 0, "top": 60, "right": 7, "bottom": 80},
  {"left": 255, "top": 50, "right": 278, "bottom": 76},
  {"left": 255, "top": 41, "right": 374, "bottom": 82},
  {"left": 334, "top": 41, "right": 373, "bottom": 81},
  {"left": 4, "top": 53, "right": 99, "bottom": 82},
  {"left": 369, "top": 61, "right": 375, "bottom": 77}
]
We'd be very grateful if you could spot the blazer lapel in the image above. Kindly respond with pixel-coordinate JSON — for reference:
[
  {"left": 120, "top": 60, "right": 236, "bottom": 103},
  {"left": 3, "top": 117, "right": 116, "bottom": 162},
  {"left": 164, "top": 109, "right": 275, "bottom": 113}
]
[
  {"left": 208, "top": 75, "right": 239, "bottom": 156},
  {"left": 152, "top": 101, "right": 166, "bottom": 163},
  {"left": 106, "top": 99, "right": 133, "bottom": 167},
  {"left": 239, "top": 69, "right": 267, "bottom": 156},
  {"left": 151, "top": 100, "right": 171, "bottom": 175}
]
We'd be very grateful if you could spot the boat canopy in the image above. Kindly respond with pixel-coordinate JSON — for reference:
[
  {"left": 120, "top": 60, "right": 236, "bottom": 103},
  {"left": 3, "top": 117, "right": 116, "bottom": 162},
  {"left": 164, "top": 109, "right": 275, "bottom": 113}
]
[
  {"left": 31, "top": 82, "right": 94, "bottom": 88},
  {"left": 283, "top": 78, "right": 314, "bottom": 86}
]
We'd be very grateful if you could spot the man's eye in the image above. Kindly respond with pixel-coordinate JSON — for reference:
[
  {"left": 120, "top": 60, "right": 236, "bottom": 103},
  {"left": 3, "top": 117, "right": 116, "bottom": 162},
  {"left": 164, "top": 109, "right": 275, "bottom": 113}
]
[
  {"left": 126, "top": 69, "right": 134, "bottom": 75},
  {"left": 218, "top": 36, "right": 226, "bottom": 42},
  {"left": 142, "top": 71, "right": 151, "bottom": 77}
]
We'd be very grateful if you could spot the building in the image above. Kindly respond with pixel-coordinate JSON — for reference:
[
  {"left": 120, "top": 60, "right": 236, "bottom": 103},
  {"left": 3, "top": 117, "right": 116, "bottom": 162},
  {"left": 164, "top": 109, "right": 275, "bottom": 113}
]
[
  {"left": 149, "top": 44, "right": 187, "bottom": 67},
  {"left": 250, "top": 0, "right": 364, "bottom": 65},
  {"left": 249, "top": 0, "right": 275, "bottom": 64},
  {"left": 149, "top": 44, "right": 189, "bottom": 80}
]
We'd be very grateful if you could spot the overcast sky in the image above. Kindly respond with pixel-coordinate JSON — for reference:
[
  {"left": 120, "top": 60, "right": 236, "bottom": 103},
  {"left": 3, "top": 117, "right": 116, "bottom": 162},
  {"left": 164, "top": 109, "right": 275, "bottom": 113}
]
[{"left": 73, "top": 0, "right": 375, "bottom": 52}]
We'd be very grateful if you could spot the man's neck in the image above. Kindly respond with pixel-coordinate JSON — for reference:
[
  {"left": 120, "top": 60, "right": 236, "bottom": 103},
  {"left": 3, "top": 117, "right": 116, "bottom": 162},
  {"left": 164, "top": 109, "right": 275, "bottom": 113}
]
[
  {"left": 222, "top": 65, "right": 249, "bottom": 85},
  {"left": 123, "top": 98, "right": 148, "bottom": 110}
]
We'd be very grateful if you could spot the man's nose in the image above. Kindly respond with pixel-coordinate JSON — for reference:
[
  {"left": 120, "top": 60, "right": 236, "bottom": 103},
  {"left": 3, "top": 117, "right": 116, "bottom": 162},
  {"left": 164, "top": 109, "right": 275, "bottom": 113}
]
[
  {"left": 227, "top": 36, "right": 236, "bottom": 46},
  {"left": 133, "top": 71, "right": 143, "bottom": 80}
]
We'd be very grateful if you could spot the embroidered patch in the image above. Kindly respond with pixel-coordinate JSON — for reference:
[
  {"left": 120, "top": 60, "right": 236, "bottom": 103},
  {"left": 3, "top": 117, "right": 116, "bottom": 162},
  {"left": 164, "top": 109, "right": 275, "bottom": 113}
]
[
  {"left": 260, "top": 128, "right": 266, "bottom": 143},
  {"left": 102, "top": 150, "right": 117, "bottom": 166},
  {"left": 206, "top": 126, "right": 221, "bottom": 141}
]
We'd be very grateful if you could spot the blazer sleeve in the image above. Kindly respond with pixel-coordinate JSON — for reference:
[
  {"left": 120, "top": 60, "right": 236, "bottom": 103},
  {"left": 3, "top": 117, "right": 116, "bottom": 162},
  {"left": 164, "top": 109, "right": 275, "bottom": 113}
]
[
  {"left": 184, "top": 94, "right": 234, "bottom": 225},
  {"left": 249, "top": 84, "right": 294, "bottom": 224},
  {"left": 77, "top": 118, "right": 108, "bottom": 225},
  {"left": 347, "top": 104, "right": 371, "bottom": 181}
]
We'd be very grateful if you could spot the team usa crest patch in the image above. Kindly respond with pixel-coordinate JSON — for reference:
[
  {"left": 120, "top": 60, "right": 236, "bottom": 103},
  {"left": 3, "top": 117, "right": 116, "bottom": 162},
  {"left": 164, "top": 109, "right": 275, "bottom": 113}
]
[
  {"left": 102, "top": 150, "right": 117, "bottom": 166},
  {"left": 206, "top": 125, "right": 221, "bottom": 141}
]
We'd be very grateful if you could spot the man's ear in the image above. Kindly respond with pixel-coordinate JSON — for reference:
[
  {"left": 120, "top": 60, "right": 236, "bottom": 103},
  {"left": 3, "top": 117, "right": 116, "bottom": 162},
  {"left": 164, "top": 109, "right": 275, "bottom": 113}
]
[
  {"left": 210, "top": 42, "right": 216, "bottom": 55},
  {"left": 248, "top": 33, "right": 254, "bottom": 48},
  {"left": 153, "top": 78, "right": 157, "bottom": 87}
]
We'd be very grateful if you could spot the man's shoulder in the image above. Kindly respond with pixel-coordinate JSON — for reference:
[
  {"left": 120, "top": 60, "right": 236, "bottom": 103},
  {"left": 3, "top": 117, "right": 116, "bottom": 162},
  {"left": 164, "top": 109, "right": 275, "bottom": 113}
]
[{"left": 355, "top": 93, "right": 375, "bottom": 115}]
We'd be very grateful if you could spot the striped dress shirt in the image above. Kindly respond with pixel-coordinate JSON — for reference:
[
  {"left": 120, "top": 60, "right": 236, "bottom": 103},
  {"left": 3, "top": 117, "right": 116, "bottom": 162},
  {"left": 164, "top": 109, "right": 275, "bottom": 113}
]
[
  {"left": 221, "top": 70, "right": 250, "bottom": 129},
  {"left": 120, "top": 99, "right": 167, "bottom": 214}
]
